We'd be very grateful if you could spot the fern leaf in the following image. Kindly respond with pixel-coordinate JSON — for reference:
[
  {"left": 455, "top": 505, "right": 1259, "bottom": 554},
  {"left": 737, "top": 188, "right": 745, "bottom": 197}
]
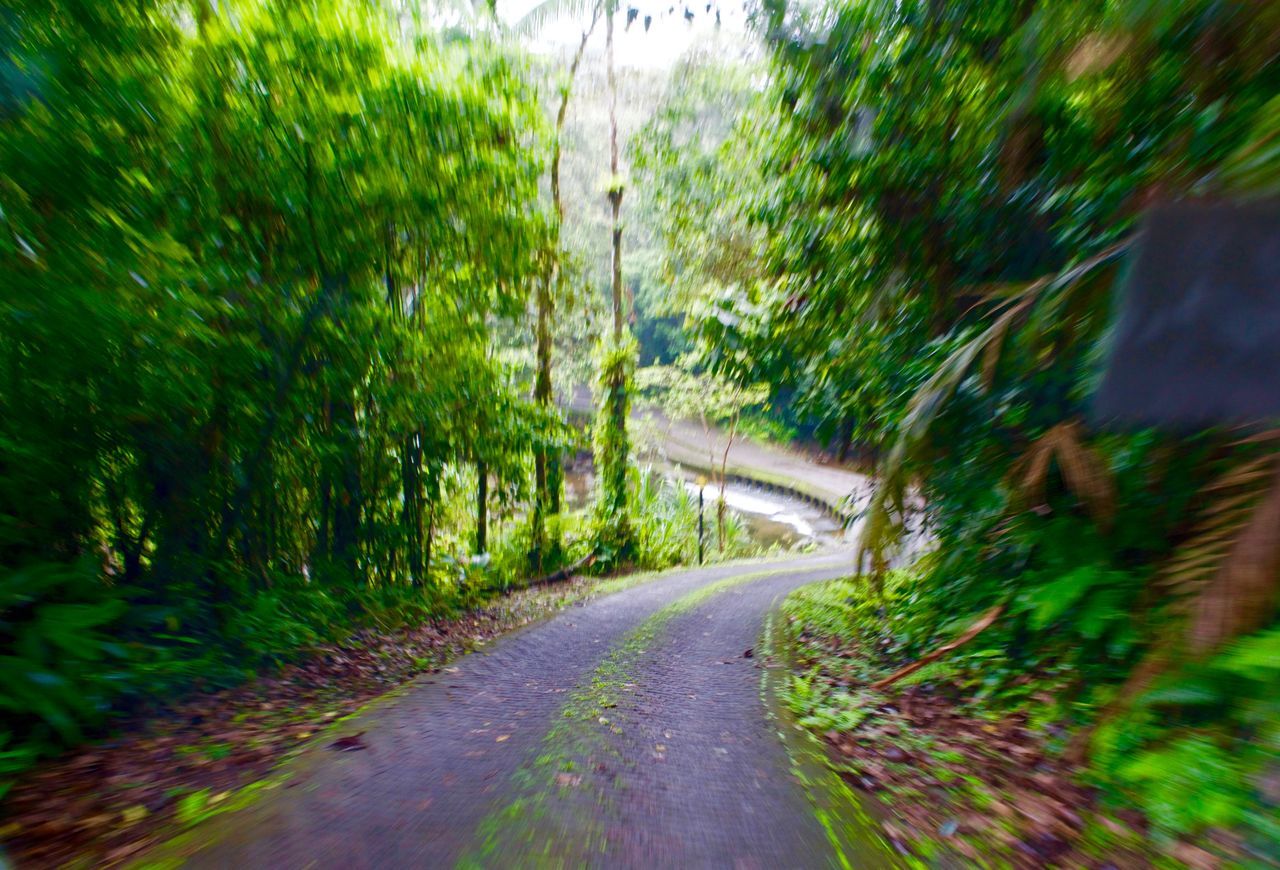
[
  {"left": 1007, "top": 420, "right": 1114, "bottom": 526},
  {"left": 1158, "top": 434, "right": 1280, "bottom": 653},
  {"left": 514, "top": 0, "right": 603, "bottom": 35}
]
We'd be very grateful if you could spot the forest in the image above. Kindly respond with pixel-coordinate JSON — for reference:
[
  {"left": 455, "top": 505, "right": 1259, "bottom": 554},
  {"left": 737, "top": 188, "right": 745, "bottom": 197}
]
[{"left": 2, "top": 0, "right": 1279, "bottom": 866}]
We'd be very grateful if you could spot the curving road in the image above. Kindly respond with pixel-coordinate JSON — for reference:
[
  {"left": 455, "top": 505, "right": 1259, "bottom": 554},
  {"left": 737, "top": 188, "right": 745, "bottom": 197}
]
[
  {"left": 567, "top": 386, "right": 874, "bottom": 521},
  {"left": 643, "top": 414, "right": 872, "bottom": 520},
  {"left": 147, "top": 553, "right": 901, "bottom": 869}
]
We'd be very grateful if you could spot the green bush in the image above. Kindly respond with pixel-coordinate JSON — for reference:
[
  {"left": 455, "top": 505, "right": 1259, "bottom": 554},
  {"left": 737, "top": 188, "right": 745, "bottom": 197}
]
[
  {"left": 1090, "top": 627, "right": 1280, "bottom": 843},
  {"left": 1, "top": 0, "right": 555, "bottom": 789},
  {"left": 630, "top": 468, "right": 752, "bottom": 570},
  {"left": 0, "top": 561, "right": 130, "bottom": 788}
]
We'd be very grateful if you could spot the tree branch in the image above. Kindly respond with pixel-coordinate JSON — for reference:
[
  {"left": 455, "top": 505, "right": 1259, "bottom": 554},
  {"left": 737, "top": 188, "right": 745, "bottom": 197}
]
[{"left": 870, "top": 604, "right": 1004, "bottom": 691}]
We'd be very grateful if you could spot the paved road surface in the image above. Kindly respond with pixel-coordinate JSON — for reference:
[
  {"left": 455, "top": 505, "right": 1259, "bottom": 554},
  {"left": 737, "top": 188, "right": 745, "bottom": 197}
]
[
  {"left": 568, "top": 386, "right": 873, "bottom": 519},
  {"left": 643, "top": 414, "right": 872, "bottom": 516},
  {"left": 151, "top": 554, "right": 900, "bottom": 869}
]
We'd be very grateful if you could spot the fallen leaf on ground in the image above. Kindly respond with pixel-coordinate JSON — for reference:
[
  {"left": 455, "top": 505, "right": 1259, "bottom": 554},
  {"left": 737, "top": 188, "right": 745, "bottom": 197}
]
[{"left": 329, "top": 732, "right": 367, "bottom": 752}]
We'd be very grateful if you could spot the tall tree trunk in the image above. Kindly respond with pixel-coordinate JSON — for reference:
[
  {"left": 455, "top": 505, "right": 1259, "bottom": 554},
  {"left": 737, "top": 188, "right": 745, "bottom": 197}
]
[
  {"left": 191, "top": 0, "right": 231, "bottom": 606},
  {"left": 598, "top": 3, "right": 631, "bottom": 549},
  {"left": 331, "top": 392, "right": 361, "bottom": 582},
  {"left": 836, "top": 416, "right": 854, "bottom": 463},
  {"left": 316, "top": 391, "right": 332, "bottom": 566},
  {"left": 607, "top": 6, "right": 624, "bottom": 343},
  {"left": 401, "top": 433, "right": 423, "bottom": 584},
  {"left": 532, "top": 285, "right": 552, "bottom": 570},
  {"left": 716, "top": 408, "right": 741, "bottom": 553},
  {"left": 424, "top": 463, "right": 439, "bottom": 581},
  {"left": 475, "top": 460, "right": 488, "bottom": 554},
  {"left": 532, "top": 11, "right": 599, "bottom": 568}
]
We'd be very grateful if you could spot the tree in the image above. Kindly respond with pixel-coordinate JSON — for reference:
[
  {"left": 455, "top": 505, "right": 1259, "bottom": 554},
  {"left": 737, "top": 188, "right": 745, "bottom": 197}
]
[
  {"left": 0, "top": 0, "right": 552, "bottom": 769},
  {"left": 636, "top": 360, "right": 768, "bottom": 550},
  {"left": 520, "top": 0, "right": 604, "bottom": 570},
  {"left": 593, "top": 0, "right": 636, "bottom": 558},
  {"left": 735, "top": 0, "right": 1280, "bottom": 842}
]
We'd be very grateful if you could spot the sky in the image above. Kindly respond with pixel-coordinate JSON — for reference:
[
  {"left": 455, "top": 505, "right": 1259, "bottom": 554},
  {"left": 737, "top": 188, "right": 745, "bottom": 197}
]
[{"left": 496, "top": 0, "right": 757, "bottom": 69}]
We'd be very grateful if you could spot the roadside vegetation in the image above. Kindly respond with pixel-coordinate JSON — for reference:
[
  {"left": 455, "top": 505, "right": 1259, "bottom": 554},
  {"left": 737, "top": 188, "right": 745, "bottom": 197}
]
[
  {"left": 0, "top": 0, "right": 751, "bottom": 810},
  {"left": 2, "top": 0, "right": 566, "bottom": 797},
  {"left": 627, "top": 0, "right": 1280, "bottom": 863}
]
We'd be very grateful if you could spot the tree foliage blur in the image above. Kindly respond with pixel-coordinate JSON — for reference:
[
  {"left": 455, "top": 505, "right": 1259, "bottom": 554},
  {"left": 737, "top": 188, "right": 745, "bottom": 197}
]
[
  {"left": 7, "top": 0, "right": 1280, "bottom": 851},
  {"left": 635, "top": 0, "right": 1280, "bottom": 846},
  {"left": 0, "top": 0, "right": 564, "bottom": 779}
]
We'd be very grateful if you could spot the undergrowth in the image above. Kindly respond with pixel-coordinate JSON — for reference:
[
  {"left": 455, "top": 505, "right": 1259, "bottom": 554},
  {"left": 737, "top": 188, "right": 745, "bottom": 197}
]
[{"left": 780, "top": 569, "right": 1280, "bottom": 864}]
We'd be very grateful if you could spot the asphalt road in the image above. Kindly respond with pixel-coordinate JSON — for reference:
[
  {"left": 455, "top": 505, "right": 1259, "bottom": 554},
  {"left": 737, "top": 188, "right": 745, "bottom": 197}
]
[{"left": 151, "top": 553, "right": 900, "bottom": 869}]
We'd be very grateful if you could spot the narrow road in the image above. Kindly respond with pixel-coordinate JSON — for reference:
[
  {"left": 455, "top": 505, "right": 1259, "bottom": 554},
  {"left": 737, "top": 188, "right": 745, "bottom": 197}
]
[
  {"left": 567, "top": 386, "right": 873, "bottom": 520},
  {"left": 646, "top": 415, "right": 871, "bottom": 518},
  {"left": 151, "top": 554, "right": 899, "bottom": 868}
]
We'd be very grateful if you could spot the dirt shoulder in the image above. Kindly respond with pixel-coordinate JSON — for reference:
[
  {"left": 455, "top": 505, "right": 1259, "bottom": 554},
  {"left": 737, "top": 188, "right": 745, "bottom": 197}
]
[{"left": 777, "top": 578, "right": 1237, "bottom": 869}]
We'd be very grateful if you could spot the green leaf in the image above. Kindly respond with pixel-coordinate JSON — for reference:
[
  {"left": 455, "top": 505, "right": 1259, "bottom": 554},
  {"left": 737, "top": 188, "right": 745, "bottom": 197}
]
[{"left": 1023, "top": 566, "right": 1105, "bottom": 630}]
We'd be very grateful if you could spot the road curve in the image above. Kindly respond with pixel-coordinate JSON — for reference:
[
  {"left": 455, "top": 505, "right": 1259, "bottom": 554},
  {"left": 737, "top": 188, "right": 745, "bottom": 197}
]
[
  {"left": 566, "top": 386, "right": 873, "bottom": 520},
  {"left": 148, "top": 554, "right": 900, "bottom": 869},
  {"left": 646, "top": 415, "right": 872, "bottom": 520}
]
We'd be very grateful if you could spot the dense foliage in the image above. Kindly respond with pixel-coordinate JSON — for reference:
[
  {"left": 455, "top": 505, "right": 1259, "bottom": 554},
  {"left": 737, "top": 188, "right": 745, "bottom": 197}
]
[
  {"left": 0, "top": 0, "right": 571, "bottom": 781},
  {"left": 0, "top": 0, "right": 768, "bottom": 792},
  {"left": 637, "top": 0, "right": 1280, "bottom": 850}
]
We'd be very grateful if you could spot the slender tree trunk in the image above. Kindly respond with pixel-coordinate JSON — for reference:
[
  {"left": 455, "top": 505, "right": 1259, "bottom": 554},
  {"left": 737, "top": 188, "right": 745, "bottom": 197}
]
[
  {"left": 424, "top": 462, "right": 439, "bottom": 583},
  {"left": 316, "top": 391, "right": 332, "bottom": 566},
  {"left": 401, "top": 433, "right": 423, "bottom": 584},
  {"left": 548, "top": 455, "right": 562, "bottom": 515},
  {"left": 836, "top": 416, "right": 854, "bottom": 463},
  {"left": 317, "top": 466, "right": 332, "bottom": 566},
  {"left": 533, "top": 10, "right": 600, "bottom": 569},
  {"left": 104, "top": 478, "right": 150, "bottom": 584},
  {"left": 552, "top": 12, "right": 598, "bottom": 231},
  {"left": 605, "top": 2, "right": 629, "bottom": 527},
  {"left": 331, "top": 392, "right": 361, "bottom": 581},
  {"left": 475, "top": 460, "right": 488, "bottom": 554},
  {"left": 424, "top": 499, "right": 436, "bottom": 581},
  {"left": 189, "top": 0, "right": 233, "bottom": 605},
  {"left": 532, "top": 285, "right": 552, "bottom": 570},
  {"left": 607, "top": 7, "right": 624, "bottom": 342}
]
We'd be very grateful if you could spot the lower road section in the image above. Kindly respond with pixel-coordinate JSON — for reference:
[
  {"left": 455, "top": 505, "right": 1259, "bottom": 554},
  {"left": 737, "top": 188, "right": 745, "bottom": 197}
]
[{"left": 155, "top": 555, "right": 899, "bottom": 869}]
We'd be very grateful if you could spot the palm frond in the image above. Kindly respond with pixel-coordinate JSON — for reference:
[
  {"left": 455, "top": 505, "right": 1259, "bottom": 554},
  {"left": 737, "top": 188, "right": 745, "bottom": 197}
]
[
  {"left": 855, "top": 471, "right": 905, "bottom": 584},
  {"left": 1186, "top": 456, "right": 1280, "bottom": 654},
  {"left": 1149, "top": 429, "right": 1280, "bottom": 654},
  {"left": 514, "top": 0, "right": 602, "bottom": 35},
  {"left": 415, "top": 0, "right": 493, "bottom": 24},
  {"left": 855, "top": 293, "right": 1036, "bottom": 572},
  {"left": 856, "top": 240, "right": 1132, "bottom": 575},
  {"left": 979, "top": 308, "right": 1016, "bottom": 387},
  {"left": 1051, "top": 428, "right": 1113, "bottom": 523},
  {"left": 1160, "top": 439, "right": 1280, "bottom": 598},
  {"left": 1071, "top": 433, "right": 1280, "bottom": 761},
  {"left": 1007, "top": 420, "right": 1115, "bottom": 527}
]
